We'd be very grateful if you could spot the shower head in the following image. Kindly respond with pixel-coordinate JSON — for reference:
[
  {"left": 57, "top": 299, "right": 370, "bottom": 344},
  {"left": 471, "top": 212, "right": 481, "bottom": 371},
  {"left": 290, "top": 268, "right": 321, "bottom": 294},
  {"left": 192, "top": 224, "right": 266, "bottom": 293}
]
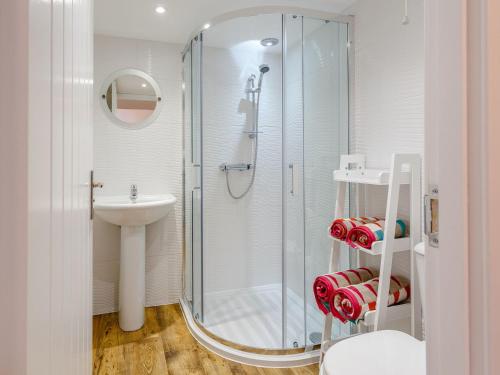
[
  {"left": 257, "top": 64, "right": 270, "bottom": 91},
  {"left": 259, "top": 64, "right": 270, "bottom": 74}
]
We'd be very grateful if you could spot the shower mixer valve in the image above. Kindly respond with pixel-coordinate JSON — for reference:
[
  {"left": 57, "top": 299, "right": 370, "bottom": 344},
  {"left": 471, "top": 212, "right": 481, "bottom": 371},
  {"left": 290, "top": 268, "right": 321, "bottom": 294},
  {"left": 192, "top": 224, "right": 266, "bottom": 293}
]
[{"left": 219, "top": 163, "right": 253, "bottom": 172}]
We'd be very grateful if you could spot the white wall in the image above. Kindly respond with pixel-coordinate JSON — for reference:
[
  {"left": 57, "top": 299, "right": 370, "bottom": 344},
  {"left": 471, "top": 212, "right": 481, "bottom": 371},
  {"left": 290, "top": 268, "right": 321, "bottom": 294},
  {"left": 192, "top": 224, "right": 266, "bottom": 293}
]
[
  {"left": 344, "top": 0, "right": 424, "bottom": 331},
  {"left": 346, "top": 0, "right": 424, "bottom": 168},
  {"left": 344, "top": 0, "right": 424, "bottom": 227},
  {"left": 345, "top": 0, "right": 424, "bottom": 225},
  {"left": 201, "top": 44, "right": 283, "bottom": 294},
  {"left": 93, "top": 35, "right": 184, "bottom": 314}
]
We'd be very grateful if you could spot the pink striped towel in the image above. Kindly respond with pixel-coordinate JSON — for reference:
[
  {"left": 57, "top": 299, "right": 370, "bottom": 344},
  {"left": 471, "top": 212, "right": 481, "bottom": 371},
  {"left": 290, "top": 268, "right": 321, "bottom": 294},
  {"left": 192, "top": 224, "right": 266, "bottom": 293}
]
[
  {"left": 330, "top": 275, "right": 410, "bottom": 323},
  {"left": 328, "top": 217, "right": 381, "bottom": 240},
  {"left": 313, "top": 267, "right": 378, "bottom": 315},
  {"left": 346, "top": 219, "right": 408, "bottom": 250}
]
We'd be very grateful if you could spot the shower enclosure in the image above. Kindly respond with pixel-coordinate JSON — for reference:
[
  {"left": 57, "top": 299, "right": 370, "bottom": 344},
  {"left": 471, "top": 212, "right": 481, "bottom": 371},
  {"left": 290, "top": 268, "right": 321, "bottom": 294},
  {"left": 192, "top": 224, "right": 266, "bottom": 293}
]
[{"left": 182, "top": 10, "right": 352, "bottom": 359}]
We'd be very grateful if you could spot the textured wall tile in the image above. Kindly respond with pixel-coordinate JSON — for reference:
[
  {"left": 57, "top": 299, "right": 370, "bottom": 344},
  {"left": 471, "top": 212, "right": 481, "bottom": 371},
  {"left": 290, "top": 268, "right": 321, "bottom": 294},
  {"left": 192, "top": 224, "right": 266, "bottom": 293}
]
[
  {"left": 93, "top": 35, "right": 184, "bottom": 314},
  {"left": 201, "top": 45, "right": 283, "bottom": 294},
  {"left": 347, "top": 0, "right": 424, "bottom": 168},
  {"left": 346, "top": 0, "right": 424, "bottom": 278}
]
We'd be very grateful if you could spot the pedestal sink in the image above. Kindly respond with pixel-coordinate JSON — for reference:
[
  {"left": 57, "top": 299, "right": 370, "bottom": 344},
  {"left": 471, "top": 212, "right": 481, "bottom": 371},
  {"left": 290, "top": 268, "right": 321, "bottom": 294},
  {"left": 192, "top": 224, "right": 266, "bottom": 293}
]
[{"left": 94, "top": 194, "right": 176, "bottom": 331}]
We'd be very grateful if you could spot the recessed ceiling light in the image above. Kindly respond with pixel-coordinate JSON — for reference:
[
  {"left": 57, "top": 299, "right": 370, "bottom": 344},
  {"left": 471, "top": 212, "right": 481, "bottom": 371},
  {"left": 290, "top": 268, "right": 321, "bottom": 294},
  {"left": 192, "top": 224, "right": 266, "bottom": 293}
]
[
  {"left": 203, "top": 23, "right": 211, "bottom": 30},
  {"left": 260, "top": 38, "right": 279, "bottom": 47},
  {"left": 155, "top": 5, "right": 166, "bottom": 14},
  {"left": 141, "top": 83, "right": 147, "bottom": 88}
]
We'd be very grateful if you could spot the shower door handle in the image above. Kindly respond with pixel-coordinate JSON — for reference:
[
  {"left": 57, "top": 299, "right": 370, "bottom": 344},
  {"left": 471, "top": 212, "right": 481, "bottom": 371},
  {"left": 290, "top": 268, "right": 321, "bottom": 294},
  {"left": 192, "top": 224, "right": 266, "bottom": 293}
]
[
  {"left": 193, "top": 164, "right": 201, "bottom": 190},
  {"left": 289, "top": 163, "right": 298, "bottom": 196}
]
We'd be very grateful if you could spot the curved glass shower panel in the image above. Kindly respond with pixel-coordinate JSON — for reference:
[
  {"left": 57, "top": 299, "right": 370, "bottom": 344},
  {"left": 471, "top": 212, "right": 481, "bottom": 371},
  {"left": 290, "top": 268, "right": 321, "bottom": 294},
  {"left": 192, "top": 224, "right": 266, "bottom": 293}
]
[
  {"left": 201, "top": 14, "right": 284, "bottom": 349},
  {"left": 182, "top": 11, "right": 351, "bottom": 352}
]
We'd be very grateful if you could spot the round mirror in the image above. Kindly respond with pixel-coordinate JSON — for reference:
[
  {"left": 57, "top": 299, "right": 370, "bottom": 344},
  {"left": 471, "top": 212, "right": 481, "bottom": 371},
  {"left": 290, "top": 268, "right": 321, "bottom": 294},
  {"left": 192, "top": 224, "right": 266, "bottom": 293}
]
[{"left": 100, "top": 69, "right": 162, "bottom": 129}]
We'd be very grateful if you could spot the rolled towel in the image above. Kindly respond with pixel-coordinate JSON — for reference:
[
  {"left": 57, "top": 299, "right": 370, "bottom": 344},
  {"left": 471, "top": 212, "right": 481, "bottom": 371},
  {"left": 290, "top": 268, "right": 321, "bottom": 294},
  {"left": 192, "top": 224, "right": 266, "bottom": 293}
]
[
  {"left": 330, "top": 275, "right": 410, "bottom": 323},
  {"left": 346, "top": 219, "right": 408, "bottom": 249},
  {"left": 313, "top": 267, "right": 378, "bottom": 314},
  {"left": 328, "top": 217, "right": 381, "bottom": 240}
]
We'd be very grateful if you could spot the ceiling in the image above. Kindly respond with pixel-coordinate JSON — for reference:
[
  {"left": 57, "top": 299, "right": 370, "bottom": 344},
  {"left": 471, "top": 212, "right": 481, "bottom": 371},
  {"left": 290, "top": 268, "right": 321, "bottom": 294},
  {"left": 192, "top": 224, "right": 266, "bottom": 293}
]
[
  {"left": 94, "top": 0, "right": 355, "bottom": 46},
  {"left": 202, "top": 13, "right": 283, "bottom": 50}
]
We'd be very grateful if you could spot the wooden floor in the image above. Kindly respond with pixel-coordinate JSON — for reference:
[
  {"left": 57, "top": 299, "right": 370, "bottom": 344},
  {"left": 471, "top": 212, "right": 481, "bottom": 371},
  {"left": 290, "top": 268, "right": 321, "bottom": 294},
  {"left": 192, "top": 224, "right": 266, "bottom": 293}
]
[{"left": 93, "top": 304, "right": 319, "bottom": 375}]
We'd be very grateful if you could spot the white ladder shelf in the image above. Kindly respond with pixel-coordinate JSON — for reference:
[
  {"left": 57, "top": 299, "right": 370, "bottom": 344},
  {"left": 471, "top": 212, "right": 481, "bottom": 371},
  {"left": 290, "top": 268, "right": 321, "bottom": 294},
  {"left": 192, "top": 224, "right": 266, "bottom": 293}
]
[{"left": 320, "top": 153, "right": 422, "bottom": 362}]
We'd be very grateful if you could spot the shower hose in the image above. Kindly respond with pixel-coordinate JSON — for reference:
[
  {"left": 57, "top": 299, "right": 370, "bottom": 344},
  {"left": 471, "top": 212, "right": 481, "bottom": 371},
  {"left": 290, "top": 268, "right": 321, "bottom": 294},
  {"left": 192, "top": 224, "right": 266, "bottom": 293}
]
[{"left": 224, "top": 89, "right": 261, "bottom": 199}]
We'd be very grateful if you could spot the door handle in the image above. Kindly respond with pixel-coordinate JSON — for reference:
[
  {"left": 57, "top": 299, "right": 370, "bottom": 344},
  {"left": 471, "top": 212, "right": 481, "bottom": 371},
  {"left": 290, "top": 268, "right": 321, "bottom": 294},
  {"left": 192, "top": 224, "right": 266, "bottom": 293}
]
[{"left": 90, "top": 170, "right": 104, "bottom": 220}]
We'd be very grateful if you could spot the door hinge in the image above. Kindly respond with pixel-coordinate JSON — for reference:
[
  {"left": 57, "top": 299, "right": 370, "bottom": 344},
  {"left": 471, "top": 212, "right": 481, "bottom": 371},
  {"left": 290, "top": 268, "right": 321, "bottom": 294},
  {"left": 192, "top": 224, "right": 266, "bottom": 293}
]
[{"left": 424, "top": 185, "right": 439, "bottom": 247}]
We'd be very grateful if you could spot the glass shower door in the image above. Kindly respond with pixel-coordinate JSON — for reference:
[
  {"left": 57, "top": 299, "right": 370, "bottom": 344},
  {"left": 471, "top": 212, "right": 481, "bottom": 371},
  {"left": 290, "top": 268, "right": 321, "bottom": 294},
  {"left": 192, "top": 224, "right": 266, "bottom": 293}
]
[
  {"left": 283, "top": 14, "right": 306, "bottom": 348},
  {"left": 283, "top": 15, "right": 351, "bottom": 347},
  {"left": 303, "top": 17, "right": 350, "bottom": 343}
]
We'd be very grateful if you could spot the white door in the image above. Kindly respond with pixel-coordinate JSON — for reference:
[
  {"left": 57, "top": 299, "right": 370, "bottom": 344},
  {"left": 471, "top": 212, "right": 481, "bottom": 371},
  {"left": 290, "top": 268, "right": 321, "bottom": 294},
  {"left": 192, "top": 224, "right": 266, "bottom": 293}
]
[
  {"left": 27, "top": 0, "right": 94, "bottom": 374},
  {"left": 425, "top": 0, "right": 500, "bottom": 374},
  {"left": 425, "top": 0, "right": 469, "bottom": 374}
]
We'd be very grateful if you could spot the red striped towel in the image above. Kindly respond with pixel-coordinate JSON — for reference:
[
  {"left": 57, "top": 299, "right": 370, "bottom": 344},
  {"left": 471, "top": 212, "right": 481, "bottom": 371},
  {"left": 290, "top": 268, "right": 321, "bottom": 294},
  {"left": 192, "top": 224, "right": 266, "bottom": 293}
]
[
  {"left": 346, "top": 219, "right": 408, "bottom": 250},
  {"left": 313, "top": 267, "right": 378, "bottom": 315},
  {"left": 328, "top": 217, "right": 381, "bottom": 240},
  {"left": 330, "top": 276, "right": 410, "bottom": 323}
]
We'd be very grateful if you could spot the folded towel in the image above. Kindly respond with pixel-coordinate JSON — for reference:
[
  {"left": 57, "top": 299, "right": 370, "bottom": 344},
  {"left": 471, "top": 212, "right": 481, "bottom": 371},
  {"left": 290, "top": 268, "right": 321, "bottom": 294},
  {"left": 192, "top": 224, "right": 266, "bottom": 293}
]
[
  {"left": 331, "top": 275, "right": 410, "bottom": 323},
  {"left": 313, "top": 267, "right": 378, "bottom": 314},
  {"left": 346, "top": 219, "right": 408, "bottom": 249},
  {"left": 328, "top": 217, "right": 381, "bottom": 240}
]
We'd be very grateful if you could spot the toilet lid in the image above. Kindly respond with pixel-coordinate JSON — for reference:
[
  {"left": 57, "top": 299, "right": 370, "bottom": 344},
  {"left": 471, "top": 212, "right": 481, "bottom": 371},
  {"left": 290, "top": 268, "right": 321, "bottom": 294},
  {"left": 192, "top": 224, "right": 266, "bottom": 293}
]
[{"left": 322, "top": 330, "right": 426, "bottom": 375}]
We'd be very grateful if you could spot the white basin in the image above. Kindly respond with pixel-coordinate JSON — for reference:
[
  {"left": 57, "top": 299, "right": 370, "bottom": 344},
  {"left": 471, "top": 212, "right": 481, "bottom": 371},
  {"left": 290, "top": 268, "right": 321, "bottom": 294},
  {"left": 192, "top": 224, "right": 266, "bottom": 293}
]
[
  {"left": 94, "top": 194, "right": 176, "bottom": 331},
  {"left": 94, "top": 194, "right": 176, "bottom": 226}
]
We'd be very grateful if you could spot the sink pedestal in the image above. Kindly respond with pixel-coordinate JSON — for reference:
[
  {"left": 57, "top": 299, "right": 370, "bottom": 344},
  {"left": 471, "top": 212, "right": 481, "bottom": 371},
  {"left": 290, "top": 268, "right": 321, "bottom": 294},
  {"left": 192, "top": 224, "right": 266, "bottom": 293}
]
[
  {"left": 93, "top": 193, "right": 177, "bottom": 331},
  {"left": 119, "top": 225, "right": 146, "bottom": 331}
]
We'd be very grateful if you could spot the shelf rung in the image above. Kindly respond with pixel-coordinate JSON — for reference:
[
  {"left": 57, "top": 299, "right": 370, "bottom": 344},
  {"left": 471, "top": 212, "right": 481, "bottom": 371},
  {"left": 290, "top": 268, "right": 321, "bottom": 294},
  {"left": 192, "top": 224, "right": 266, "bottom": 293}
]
[
  {"left": 361, "top": 303, "right": 411, "bottom": 326},
  {"left": 333, "top": 168, "right": 411, "bottom": 185},
  {"left": 331, "top": 237, "right": 410, "bottom": 255}
]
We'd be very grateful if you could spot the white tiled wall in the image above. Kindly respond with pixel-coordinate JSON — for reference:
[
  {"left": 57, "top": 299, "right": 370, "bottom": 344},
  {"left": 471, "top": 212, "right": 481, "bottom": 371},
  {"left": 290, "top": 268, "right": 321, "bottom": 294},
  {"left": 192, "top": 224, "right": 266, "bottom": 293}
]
[
  {"left": 344, "top": 0, "right": 424, "bottom": 297},
  {"left": 346, "top": 0, "right": 424, "bottom": 167},
  {"left": 93, "top": 35, "right": 184, "bottom": 315},
  {"left": 201, "top": 44, "right": 283, "bottom": 294}
]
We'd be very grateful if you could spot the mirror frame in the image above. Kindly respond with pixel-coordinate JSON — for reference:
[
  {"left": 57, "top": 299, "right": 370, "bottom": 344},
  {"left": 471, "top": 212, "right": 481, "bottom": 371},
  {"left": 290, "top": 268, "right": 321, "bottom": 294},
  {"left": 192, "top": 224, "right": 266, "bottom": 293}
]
[{"left": 99, "top": 68, "right": 163, "bottom": 130}]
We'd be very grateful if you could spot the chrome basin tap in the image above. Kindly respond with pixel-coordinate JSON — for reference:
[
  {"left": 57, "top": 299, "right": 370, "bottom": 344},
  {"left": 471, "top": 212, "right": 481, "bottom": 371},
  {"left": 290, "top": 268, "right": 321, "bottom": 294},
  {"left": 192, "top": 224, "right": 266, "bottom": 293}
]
[{"left": 130, "top": 184, "right": 138, "bottom": 202}]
